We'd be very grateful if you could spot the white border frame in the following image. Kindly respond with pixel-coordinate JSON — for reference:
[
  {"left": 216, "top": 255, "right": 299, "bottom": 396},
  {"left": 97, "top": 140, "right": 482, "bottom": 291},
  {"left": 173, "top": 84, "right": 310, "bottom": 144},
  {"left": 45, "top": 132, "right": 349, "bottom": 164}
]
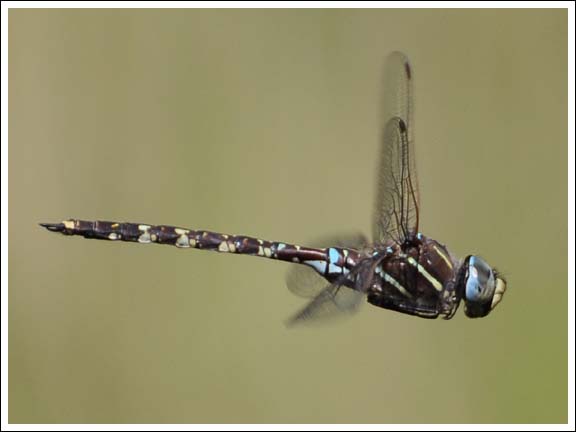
[{"left": 1, "top": 2, "right": 573, "bottom": 430}]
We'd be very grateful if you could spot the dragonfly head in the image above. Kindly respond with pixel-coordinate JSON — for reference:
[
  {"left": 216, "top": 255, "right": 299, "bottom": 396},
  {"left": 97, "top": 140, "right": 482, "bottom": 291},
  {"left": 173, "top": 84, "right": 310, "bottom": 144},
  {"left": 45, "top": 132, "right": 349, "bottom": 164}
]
[{"left": 458, "top": 255, "right": 507, "bottom": 318}]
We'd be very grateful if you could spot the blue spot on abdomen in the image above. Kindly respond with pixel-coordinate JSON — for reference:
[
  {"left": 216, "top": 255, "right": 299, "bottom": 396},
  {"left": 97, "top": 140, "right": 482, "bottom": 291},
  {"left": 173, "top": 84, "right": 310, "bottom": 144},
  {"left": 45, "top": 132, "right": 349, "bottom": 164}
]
[{"left": 328, "top": 247, "right": 340, "bottom": 264}]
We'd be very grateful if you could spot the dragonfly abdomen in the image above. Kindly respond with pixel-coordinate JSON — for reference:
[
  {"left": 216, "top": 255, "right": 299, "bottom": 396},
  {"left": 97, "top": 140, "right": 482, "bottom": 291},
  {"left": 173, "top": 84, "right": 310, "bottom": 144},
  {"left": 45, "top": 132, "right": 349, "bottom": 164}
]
[{"left": 40, "top": 219, "right": 357, "bottom": 279}]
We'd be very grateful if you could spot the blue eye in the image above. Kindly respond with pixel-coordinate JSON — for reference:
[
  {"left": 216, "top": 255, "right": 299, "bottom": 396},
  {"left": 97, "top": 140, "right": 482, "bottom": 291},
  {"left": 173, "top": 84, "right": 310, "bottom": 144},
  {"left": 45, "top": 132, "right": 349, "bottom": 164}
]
[
  {"left": 462, "top": 255, "right": 502, "bottom": 318},
  {"left": 465, "top": 256, "right": 494, "bottom": 302}
]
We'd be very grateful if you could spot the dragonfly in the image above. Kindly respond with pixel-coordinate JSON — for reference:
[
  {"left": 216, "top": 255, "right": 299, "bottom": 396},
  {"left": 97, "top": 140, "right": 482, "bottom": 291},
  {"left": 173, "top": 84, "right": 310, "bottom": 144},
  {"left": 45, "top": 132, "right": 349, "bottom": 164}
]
[{"left": 41, "top": 52, "right": 506, "bottom": 324}]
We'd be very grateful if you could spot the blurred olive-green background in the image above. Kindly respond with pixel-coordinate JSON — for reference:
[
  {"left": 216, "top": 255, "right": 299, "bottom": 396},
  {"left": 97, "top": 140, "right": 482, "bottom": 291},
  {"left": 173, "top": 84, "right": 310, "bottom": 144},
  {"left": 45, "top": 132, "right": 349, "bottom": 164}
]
[{"left": 9, "top": 9, "right": 567, "bottom": 424}]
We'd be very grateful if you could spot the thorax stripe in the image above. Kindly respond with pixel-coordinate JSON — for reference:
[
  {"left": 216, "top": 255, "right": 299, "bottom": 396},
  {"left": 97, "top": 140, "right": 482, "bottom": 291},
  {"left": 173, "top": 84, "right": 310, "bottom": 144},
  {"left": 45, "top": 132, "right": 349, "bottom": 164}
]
[
  {"left": 382, "top": 271, "right": 413, "bottom": 298},
  {"left": 406, "top": 257, "right": 443, "bottom": 292},
  {"left": 433, "top": 245, "right": 453, "bottom": 270}
]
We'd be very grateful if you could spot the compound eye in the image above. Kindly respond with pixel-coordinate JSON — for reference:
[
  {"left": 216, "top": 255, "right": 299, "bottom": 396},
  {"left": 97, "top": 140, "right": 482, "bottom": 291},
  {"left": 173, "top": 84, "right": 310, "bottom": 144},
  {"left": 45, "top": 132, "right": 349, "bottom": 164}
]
[
  {"left": 465, "top": 256, "right": 495, "bottom": 303},
  {"left": 463, "top": 256, "right": 499, "bottom": 318}
]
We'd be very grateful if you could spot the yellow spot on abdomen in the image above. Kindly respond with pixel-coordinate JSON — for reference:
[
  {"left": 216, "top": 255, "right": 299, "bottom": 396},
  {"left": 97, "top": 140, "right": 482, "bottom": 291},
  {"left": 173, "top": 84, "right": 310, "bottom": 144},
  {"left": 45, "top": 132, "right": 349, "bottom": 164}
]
[
  {"left": 63, "top": 220, "right": 75, "bottom": 230},
  {"left": 175, "top": 234, "right": 190, "bottom": 248}
]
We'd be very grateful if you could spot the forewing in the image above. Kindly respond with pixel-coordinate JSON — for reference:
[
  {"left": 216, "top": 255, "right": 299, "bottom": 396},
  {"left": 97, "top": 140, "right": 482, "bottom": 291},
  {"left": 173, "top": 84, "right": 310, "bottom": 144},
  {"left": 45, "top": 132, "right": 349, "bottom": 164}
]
[{"left": 373, "top": 52, "right": 420, "bottom": 244}]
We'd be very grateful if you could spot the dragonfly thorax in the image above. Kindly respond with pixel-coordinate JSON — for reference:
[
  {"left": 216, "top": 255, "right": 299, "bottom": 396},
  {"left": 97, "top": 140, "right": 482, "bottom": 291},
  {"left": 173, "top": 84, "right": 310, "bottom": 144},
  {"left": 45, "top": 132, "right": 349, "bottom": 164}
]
[{"left": 366, "top": 234, "right": 460, "bottom": 319}]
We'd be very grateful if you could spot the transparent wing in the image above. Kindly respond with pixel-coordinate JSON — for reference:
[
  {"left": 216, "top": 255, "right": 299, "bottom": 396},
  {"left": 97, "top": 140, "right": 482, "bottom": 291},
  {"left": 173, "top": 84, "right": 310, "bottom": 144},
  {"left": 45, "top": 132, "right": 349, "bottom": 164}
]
[
  {"left": 373, "top": 52, "right": 420, "bottom": 244},
  {"left": 286, "top": 258, "right": 378, "bottom": 327},
  {"left": 286, "top": 283, "right": 364, "bottom": 327},
  {"left": 285, "top": 232, "right": 368, "bottom": 298},
  {"left": 382, "top": 51, "right": 414, "bottom": 141},
  {"left": 286, "top": 264, "right": 327, "bottom": 299},
  {"left": 307, "top": 232, "right": 369, "bottom": 249}
]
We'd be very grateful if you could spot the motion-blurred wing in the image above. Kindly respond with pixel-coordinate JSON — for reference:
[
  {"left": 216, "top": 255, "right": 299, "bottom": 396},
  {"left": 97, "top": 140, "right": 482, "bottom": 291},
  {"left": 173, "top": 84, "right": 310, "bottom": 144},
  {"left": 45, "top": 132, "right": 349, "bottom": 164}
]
[
  {"left": 286, "top": 258, "right": 377, "bottom": 327},
  {"left": 285, "top": 232, "right": 367, "bottom": 299},
  {"left": 373, "top": 52, "right": 420, "bottom": 244},
  {"left": 286, "top": 283, "right": 363, "bottom": 327}
]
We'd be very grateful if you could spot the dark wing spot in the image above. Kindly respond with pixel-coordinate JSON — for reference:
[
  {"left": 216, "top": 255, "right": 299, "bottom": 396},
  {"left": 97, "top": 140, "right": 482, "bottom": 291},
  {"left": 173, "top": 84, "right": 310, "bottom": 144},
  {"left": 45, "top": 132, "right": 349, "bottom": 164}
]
[
  {"left": 398, "top": 118, "right": 407, "bottom": 133},
  {"left": 404, "top": 62, "right": 412, "bottom": 79}
]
